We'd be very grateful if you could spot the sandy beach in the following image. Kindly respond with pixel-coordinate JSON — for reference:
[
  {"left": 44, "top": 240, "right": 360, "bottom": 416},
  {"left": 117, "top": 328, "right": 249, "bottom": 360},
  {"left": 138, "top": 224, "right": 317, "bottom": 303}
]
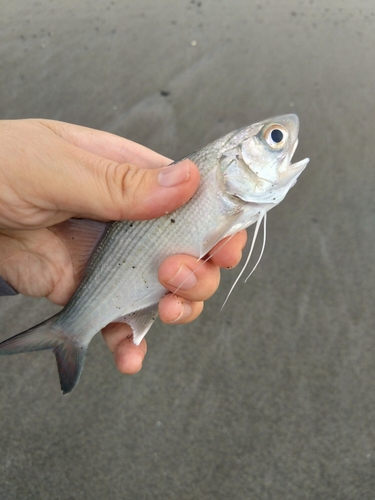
[{"left": 1, "top": 1, "right": 375, "bottom": 498}]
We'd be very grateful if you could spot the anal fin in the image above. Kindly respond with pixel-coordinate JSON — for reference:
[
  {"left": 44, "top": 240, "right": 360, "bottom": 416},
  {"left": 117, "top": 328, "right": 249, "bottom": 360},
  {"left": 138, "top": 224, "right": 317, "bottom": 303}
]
[{"left": 115, "top": 304, "right": 159, "bottom": 345}]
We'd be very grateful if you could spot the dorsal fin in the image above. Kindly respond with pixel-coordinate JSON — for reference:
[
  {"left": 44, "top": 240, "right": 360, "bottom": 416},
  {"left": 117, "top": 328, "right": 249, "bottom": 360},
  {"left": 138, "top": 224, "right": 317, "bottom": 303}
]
[{"left": 49, "top": 219, "right": 110, "bottom": 282}]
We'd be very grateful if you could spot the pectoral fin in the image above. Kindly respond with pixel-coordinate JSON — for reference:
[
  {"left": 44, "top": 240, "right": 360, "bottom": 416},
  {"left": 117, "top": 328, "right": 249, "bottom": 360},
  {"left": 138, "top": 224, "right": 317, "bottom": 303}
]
[
  {"left": 115, "top": 304, "right": 159, "bottom": 345},
  {"left": 197, "top": 211, "right": 242, "bottom": 259}
]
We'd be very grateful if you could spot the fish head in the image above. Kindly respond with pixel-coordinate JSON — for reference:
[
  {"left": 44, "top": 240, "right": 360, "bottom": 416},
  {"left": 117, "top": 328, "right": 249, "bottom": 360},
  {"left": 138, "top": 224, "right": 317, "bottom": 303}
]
[{"left": 219, "top": 114, "right": 309, "bottom": 205}]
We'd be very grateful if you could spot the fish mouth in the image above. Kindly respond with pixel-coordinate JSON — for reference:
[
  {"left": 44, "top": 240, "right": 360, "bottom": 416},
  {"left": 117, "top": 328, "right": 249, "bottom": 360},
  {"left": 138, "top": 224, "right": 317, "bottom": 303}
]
[
  {"left": 283, "top": 138, "right": 310, "bottom": 181},
  {"left": 290, "top": 156, "right": 310, "bottom": 173},
  {"left": 283, "top": 157, "right": 310, "bottom": 184}
]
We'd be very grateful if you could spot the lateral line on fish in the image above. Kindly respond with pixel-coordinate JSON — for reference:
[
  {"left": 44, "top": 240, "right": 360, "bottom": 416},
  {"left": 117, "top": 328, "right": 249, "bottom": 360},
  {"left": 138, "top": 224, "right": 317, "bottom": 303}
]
[{"left": 221, "top": 210, "right": 266, "bottom": 310}]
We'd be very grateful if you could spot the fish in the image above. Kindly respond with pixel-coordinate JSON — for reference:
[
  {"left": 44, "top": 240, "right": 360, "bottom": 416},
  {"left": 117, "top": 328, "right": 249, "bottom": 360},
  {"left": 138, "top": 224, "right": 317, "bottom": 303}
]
[{"left": 0, "top": 114, "right": 309, "bottom": 394}]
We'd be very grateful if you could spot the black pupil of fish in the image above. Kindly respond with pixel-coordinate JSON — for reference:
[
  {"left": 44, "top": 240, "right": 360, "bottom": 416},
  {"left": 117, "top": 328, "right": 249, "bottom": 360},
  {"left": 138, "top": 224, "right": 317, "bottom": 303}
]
[{"left": 271, "top": 129, "right": 284, "bottom": 143}]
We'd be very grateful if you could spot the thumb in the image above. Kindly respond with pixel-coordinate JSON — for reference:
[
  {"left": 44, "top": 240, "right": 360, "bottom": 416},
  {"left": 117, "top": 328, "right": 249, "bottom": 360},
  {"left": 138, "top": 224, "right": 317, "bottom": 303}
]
[
  {"left": 0, "top": 119, "right": 201, "bottom": 228},
  {"left": 82, "top": 158, "right": 201, "bottom": 221},
  {"left": 34, "top": 153, "right": 200, "bottom": 223}
]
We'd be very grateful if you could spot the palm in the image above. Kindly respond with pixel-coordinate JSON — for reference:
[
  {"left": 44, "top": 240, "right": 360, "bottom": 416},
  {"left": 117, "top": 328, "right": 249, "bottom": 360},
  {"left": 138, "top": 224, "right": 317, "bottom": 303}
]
[{"left": 0, "top": 228, "right": 75, "bottom": 305}]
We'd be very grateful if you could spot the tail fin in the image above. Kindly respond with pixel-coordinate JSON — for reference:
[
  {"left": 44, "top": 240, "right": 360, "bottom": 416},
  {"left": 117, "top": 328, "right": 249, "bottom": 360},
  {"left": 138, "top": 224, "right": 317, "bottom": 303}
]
[{"left": 0, "top": 315, "right": 87, "bottom": 394}]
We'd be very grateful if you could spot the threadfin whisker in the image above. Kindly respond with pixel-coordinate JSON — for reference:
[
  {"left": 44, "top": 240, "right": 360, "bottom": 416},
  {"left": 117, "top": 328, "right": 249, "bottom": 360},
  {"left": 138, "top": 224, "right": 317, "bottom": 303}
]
[
  {"left": 221, "top": 210, "right": 266, "bottom": 310},
  {"left": 244, "top": 211, "right": 267, "bottom": 283}
]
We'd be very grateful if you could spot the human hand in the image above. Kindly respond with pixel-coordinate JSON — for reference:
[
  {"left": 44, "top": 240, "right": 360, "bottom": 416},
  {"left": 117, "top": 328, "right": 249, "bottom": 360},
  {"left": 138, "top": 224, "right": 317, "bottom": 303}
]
[{"left": 0, "top": 119, "right": 247, "bottom": 373}]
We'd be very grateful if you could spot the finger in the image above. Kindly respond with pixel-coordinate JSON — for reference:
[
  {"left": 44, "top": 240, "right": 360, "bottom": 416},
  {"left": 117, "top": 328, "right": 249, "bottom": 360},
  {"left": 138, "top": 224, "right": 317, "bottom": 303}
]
[
  {"left": 5, "top": 120, "right": 200, "bottom": 224},
  {"left": 0, "top": 228, "right": 76, "bottom": 304},
  {"left": 43, "top": 119, "right": 172, "bottom": 168},
  {"left": 48, "top": 119, "right": 200, "bottom": 220},
  {"left": 208, "top": 230, "right": 248, "bottom": 268},
  {"left": 101, "top": 322, "right": 147, "bottom": 374},
  {"left": 158, "top": 294, "right": 204, "bottom": 324},
  {"left": 91, "top": 158, "right": 200, "bottom": 221},
  {"left": 158, "top": 254, "right": 220, "bottom": 302}
]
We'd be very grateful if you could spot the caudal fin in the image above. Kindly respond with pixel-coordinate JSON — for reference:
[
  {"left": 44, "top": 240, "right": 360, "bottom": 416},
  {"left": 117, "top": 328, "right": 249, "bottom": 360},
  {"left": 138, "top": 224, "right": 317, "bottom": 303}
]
[{"left": 0, "top": 315, "right": 87, "bottom": 394}]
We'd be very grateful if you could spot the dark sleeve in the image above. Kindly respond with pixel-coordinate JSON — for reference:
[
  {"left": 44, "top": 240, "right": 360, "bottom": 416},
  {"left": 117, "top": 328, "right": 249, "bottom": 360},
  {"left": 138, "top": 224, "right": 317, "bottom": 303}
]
[{"left": 0, "top": 277, "right": 19, "bottom": 296}]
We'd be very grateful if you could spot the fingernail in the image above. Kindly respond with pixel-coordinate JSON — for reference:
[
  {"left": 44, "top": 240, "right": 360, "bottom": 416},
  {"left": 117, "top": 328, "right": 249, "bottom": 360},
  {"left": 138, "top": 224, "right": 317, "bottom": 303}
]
[
  {"left": 172, "top": 301, "right": 193, "bottom": 323},
  {"left": 166, "top": 264, "right": 197, "bottom": 290},
  {"left": 158, "top": 161, "right": 190, "bottom": 187}
]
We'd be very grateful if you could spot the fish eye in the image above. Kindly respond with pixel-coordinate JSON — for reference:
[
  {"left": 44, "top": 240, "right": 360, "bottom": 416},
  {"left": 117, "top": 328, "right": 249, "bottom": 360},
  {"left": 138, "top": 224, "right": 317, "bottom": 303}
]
[{"left": 263, "top": 124, "right": 288, "bottom": 149}]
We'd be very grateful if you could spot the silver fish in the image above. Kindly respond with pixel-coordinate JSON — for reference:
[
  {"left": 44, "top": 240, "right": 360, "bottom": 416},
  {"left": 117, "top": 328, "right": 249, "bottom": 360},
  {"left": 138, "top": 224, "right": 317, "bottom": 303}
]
[{"left": 0, "top": 114, "right": 309, "bottom": 394}]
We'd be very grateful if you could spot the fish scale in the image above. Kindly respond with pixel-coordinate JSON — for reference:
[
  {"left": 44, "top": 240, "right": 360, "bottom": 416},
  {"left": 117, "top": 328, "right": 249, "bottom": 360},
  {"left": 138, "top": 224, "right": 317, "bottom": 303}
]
[
  {"left": 58, "top": 167, "right": 235, "bottom": 340},
  {"left": 0, "top": 114, "right": 309, "bottom": 393}
]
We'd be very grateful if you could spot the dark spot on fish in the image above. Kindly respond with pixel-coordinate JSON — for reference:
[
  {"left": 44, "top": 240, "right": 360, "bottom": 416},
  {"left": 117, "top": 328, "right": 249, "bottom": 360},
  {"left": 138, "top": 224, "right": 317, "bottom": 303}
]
[
  {"left": 291, "top": 11, "right": 297, "bottom": 16},
  {"left": 170, "top": 218, "right": 175, "bottom": 223},
  {"left": 129, "top": 223, "right": 133, "bottom": 228},
  {"left": 132, "top": 266, "right": 136, "bottom": 269},
  {"left": 160, "top": 90, "right": 170, "bottom": 96},
  {"left": 312, "top": 217, "right": 319, "bottom": 223}
]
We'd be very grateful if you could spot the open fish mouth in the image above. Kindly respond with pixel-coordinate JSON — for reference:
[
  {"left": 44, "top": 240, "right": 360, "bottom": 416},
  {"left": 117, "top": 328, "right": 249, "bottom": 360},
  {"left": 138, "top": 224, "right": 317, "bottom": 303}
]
[
  {"left": 290, "top": 157, "right": 310, "bottom": 172},
  {"left": 282, "top": 140, "right": 310, "bottom": 182},
  {"left": 281, "top": 157, "right": 309, "bottom": 184}
]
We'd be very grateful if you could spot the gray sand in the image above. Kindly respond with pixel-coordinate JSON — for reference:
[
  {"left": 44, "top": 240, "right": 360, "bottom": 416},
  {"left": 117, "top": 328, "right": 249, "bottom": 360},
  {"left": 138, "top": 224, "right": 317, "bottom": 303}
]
[{"left": 1, "top": 1, "right": 375, "bottom": 498}]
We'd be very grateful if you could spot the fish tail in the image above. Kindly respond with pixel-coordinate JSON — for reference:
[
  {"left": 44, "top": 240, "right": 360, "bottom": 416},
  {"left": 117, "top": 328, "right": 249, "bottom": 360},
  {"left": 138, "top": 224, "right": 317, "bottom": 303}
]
[{"left": 0, "top": 314, "right": 87, "bottom": 395}]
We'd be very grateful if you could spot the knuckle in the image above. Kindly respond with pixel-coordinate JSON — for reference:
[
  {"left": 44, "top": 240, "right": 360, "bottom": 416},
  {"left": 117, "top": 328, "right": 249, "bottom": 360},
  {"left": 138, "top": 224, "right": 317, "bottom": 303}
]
[{"left": 104, "top": 162, "right": 146, "bottom": 219}]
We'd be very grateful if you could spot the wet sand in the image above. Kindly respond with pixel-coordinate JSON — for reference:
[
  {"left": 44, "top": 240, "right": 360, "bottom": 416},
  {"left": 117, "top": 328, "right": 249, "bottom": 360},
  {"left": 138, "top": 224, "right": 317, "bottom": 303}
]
[{"left": 1, "top": 1, "right": 375, "bottom": 498}]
